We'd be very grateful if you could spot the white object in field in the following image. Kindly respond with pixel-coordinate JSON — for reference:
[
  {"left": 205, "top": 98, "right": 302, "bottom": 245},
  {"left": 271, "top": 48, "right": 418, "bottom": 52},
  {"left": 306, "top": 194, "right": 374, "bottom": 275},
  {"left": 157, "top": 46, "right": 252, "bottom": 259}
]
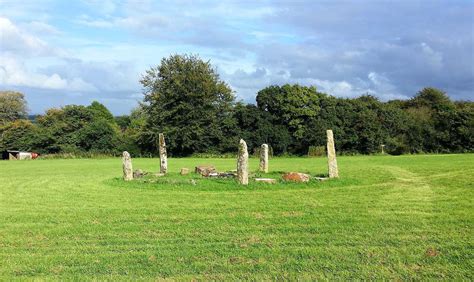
[{"left": 18, "top": 152, "right": 32, "bottom": 160}]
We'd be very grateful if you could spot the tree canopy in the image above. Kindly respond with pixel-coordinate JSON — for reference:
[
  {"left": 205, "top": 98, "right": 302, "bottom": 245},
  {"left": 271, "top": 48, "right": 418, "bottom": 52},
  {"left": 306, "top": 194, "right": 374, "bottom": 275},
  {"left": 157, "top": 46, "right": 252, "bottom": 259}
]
[
  {"left": 140, "top": 54, "right": 236, "bottom": 156},
  {"left": 0, "top": 91, "right": 28, "bottom": 125},
  {"left": 0, "top": 56, "right": 472, "bottom": 156}
]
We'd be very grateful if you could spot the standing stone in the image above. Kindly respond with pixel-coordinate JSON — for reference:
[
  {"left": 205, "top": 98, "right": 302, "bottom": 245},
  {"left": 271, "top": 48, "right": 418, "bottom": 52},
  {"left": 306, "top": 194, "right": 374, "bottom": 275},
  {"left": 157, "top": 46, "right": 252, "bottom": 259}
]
[
  {"left": 237, "top": 139, "right": 249, "bottom": 185},
  {"left": 122, "top": 151, "right": 133, "bottom": 181},
  {"left": 158, "top": 133, "right": 167, "bottom": 174},
  {"left": 259, "top": 144, "right": 269, "bottom": 173},
  {"left": 326, "top": 129, "right": 339, "bottom": 178}
]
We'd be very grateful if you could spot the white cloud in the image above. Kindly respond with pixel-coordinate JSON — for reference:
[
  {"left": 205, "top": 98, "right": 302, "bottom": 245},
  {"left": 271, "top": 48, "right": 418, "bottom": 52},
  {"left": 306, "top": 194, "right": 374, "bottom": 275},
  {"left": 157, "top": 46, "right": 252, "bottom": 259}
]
[
  {"left": 0, "top": 17, "right": 51, "bottom": 55},
  {"left": 75, "top": 13, "right": 168, "bottom": 31},
  {"left": 23, "top": 21, "right": 61, "bottom": 35},
  {"left": 0, "top": 55, "right": 97, "bottom": 91},
  {"left": 420, "top": 42, "right": 443, "bottom": 70},
  {"left": 0, "top": 17, "right": 97, "bottom": 92},
  {"left": 367, "top": 72, "right": 408, "bottom": 100}
]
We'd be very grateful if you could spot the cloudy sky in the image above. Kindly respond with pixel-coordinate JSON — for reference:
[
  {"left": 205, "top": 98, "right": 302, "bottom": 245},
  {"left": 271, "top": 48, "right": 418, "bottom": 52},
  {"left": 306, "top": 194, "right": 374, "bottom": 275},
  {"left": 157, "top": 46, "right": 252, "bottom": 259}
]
[{"left": 0, "top": 0, "right": 473, "bottom": 114}]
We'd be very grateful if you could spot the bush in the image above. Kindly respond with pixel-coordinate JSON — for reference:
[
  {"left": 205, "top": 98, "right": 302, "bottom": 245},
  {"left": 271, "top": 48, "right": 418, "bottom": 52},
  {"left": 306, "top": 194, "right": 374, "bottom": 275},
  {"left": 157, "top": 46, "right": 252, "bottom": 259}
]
[
  {"left": 252, "top": 145, "right": 274, "bottom": 158},
  {"left": 385, "top": 137, "right": 410, "bottom": 155},
  {"left": 308, "top": 145, "right": 325, "bottom": 157}
]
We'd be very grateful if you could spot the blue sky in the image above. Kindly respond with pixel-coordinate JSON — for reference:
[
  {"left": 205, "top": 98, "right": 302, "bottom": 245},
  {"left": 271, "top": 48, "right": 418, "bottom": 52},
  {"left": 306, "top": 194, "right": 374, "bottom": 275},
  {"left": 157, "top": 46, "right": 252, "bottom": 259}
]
[{"left": 0, "top": 0, "right": 473, "bottom": 114}]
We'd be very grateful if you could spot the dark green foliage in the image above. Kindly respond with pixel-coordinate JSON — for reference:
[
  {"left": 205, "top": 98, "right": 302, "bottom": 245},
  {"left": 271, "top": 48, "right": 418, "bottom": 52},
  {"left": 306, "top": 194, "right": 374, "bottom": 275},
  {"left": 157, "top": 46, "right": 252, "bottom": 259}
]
[
  {"left": 115, "top": 115, "right": 131, "bottom": 131},
  {"left": 234, "top": 103, "right": 291, "bottom": 154},
  {"left": 88, "top": 101, "right": 115, "bottom": 122},
  {"left": 1, "top": 79, "right": 472, "bottom": 156},
  {"left": 0, "top": 102, "right": 123, "bottom": 155},
  {"left": 0, "top": 120, "right": 37, "bottom": 151},
  {"left": 140, "top": 54, "right": 236, "bottom": 156},
  {"left": 257, "top": 84, "right": 320, "bottom": 153},
  {"left": 77, "top": 119, "right": 119, "bottom": 152}
]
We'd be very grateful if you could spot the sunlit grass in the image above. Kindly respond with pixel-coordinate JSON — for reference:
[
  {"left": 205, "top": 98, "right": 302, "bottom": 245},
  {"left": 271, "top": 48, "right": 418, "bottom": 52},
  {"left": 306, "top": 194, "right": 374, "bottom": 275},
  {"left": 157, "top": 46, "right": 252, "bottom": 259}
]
[{"left": 0, "top": 154, "right": 472, "bottom": 279}]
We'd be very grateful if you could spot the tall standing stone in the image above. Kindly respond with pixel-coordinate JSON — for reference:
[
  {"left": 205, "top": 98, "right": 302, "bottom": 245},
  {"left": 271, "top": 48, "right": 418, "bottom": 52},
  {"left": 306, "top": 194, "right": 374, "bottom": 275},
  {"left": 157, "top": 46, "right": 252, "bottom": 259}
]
[
  {"left": 122, "top": 151, "right": 133, "bottom": 181},
  {"left": 159, "top": 133, "right": 167, "bottom": 174},
  {"left": 237, "top": 139, "right": 249, "bottom": 185},
  {"left": 259, "top": 144, "right": 269, "bottom": 173},
  {"left": 326, "top": 129, "right": 339, "bottom": 178}
]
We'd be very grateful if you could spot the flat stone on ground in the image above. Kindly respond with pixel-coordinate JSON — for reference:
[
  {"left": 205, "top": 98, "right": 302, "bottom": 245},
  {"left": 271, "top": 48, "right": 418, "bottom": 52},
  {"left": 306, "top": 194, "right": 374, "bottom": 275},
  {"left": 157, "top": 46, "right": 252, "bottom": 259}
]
[
  {"left": 255, "top": 178, "right": 277, "bottom": 184},
  {"left": 195, "top": 165, "right": 216, "bottom": 176},
  {"left": 282, "top": 172, "right": 310, "bottom": 182},
  {"left": 133, "top": 169, "right": 146, "bottom": 178},
  {"left": 314, "top": 177, "right": 329, "bottom": 181},
  {"left": 180, "top": 168, "right": 190, "bottom": 175}
]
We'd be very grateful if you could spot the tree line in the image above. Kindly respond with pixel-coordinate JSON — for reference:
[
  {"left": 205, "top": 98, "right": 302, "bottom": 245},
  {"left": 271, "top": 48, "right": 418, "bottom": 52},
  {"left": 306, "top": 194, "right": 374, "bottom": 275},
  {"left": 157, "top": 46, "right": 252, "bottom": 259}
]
[{"left": 1, "top": 54, "right": 473, "bottom": 157}]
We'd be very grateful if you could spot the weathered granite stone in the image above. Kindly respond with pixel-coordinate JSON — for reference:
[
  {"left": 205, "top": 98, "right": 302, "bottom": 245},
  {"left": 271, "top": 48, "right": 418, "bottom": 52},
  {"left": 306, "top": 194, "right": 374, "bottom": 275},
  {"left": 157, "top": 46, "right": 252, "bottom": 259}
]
[
  {"left": 195, "top": 165, "right": 216, "bottom": 176},
  {"left": 314, "top": 177, "right": 329, "bottom": 181},
  {"left": 282, "top": 172, "right": 310, "bottom": 182},
  {"left": 326, "top": 129, "right": 339, "bottom": 178},
  {"left": 237, "top": 139, "right": 249, "bottom": 185},
  {"left": 133, "top": 169, "right": 146, "bottom": 178},
  {"left": 259, "top": 144, "right": 269, "bottom": 173},
  {"left": 220, "top": 172, "right": 237, "bottom": 178},
  {"left": 205, "top": 172, "right": 236, "bottom": 178},
  {"left": 255, "top": 178, "right": 276, "bottom": 184},
  {"left": 122, "top": 151, "right": 133, "bottom": 181},
  {"left": 159, "top": 133, "right": 167, "bottom": 174},
  {"left": 180, "top": 168, "right": 190, "bottom": 175}
]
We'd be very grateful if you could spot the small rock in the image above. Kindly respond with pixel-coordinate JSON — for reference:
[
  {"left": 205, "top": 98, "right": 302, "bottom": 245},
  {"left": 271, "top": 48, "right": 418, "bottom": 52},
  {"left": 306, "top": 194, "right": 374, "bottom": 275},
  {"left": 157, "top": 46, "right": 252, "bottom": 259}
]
[
  {"left": 314, "top": 177, "right": 329, "bottom": 181},
  {"left": 180, "top": 168, "right": 190, "bottom": 175},
  {"left": 195, "top": 165, "right": 216, "bottom": 176},
  {"left": 133, "top": 169, "right": 146, "bottom": 178},
  {"left": 255, "top": 178, "right": 277, "bottom": 184},
  {"left": 208, "top": 172, "right": 219, "bottom": 177},
  {"left": 219, "top": 172, "right": 236, "bottom": 178},
  {"left": 282, "top": 172, "right": 310, "bottom": 182},
  {"left": 425, "top": 247, "right": 439, "bottom": 257}
]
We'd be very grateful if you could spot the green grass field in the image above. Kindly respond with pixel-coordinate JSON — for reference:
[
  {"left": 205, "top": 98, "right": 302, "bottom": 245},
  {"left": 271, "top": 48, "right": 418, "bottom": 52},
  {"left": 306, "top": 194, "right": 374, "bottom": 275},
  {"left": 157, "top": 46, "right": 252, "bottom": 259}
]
[{"left": 1, "top": 154, "right": 473, "bottom": 279}]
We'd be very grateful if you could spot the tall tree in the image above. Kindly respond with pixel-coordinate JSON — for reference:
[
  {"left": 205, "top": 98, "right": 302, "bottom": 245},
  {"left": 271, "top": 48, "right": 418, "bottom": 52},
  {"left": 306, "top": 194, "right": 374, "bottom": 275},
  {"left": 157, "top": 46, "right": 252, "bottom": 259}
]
[
  {"left": 0, "top": 91, "right": 28, "bottom": 125},
  {"left": 140, "top": 54, "right": 236, "bottom": 155},
  {"left": 88, "top": 101, "right": 115, "bottom": 122},
  {"left": 256, "top": 84, "right": 321, "bottom": 153}
]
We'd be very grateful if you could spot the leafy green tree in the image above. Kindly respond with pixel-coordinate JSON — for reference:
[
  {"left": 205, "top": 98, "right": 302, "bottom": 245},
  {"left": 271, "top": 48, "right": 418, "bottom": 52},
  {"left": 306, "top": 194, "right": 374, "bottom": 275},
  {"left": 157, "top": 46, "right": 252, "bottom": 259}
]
[
  {"left": 257, "top": 84, "right": 321, "bottom": 153},
  {"left": 0, "top": 120, "right": 37, "bottom": 151},
  {"left": 140, "top": 54, "right": 235, "bottom": 156},
  {"left": 234, "top": 103, "right": 291, "bottom": 154},
  {"left": 409, "top": 87, "right": 453, "bottom": 110},
  {"left": 117, "top": 106, "right": 149, "bottom": 156},
  {"left": 88, "top": 101, "right": 115, "bottom": 122},
  {"left": 0, "top": 91, "right": 28, "bottom": 125},
  {"left": 78, "top": 119, "right": 120, "bottom": 152},
  {"left": 115, "top": 115, "right": 131, "bottom": 131},
  {"left": 34, "top": 102, "right": 121, "bottom": 154}
]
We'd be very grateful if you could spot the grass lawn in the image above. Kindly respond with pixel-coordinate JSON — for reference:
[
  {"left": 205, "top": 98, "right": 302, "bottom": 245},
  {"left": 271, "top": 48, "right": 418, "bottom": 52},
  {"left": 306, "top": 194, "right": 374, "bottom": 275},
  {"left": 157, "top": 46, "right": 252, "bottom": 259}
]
[{"left": 0, "top": 154, "right": 473, "bottom": 279}]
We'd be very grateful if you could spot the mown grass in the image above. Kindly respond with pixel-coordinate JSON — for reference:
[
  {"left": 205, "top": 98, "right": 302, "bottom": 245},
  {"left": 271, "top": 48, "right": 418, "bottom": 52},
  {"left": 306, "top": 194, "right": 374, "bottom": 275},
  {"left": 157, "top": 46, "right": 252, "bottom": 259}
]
[{"left": 0, "top": 155, "right": 473, "bottom": 279}]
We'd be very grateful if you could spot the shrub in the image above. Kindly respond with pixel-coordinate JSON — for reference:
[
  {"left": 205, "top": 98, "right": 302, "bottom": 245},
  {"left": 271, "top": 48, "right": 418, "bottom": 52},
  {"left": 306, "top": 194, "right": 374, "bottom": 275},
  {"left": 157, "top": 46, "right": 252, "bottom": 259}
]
[{"left": 308, "top": 145, "right": 326, "bottom": 157}]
